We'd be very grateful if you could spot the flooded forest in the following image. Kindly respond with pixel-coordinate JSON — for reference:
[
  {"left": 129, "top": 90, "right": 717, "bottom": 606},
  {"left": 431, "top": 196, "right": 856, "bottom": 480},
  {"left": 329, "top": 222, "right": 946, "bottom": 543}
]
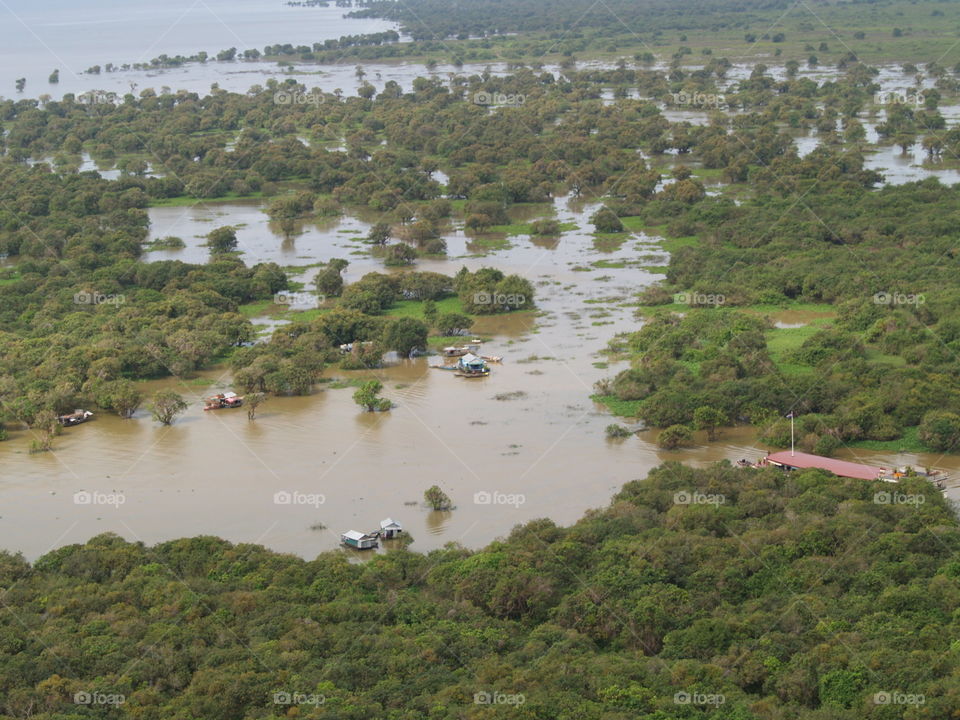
[{"left": 2, "top": 0, "right": 960, "bottom": 717}]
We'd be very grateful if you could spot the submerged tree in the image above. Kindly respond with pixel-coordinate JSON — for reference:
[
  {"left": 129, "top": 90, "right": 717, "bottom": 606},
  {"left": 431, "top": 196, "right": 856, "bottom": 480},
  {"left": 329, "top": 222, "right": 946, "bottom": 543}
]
[
  {"left": 150, "top": 390, "right": 188, "bottom": 425},
  {"left": 657, "top": 424, "right": 695, "bottom": 449},
  {"left": 206, "top": 226, "right": 238, "bottom": 254},
  {"left": 28, "top": 410, "right": 60, "bottom": 453},
  {"left": 424, "top": 485, "right": 452, "bottom": 510},
  {"left": 367, "top": 222, "right": 392, "bottom": 246},
  {"left": 353, "top": 380, "right": 391, "bottom": 412},
  {"left": 693, "top": 406, "right": 727, "bottom": 441},
  {"left": 246, "top": 392, "right": 267, "bottom": 421}
]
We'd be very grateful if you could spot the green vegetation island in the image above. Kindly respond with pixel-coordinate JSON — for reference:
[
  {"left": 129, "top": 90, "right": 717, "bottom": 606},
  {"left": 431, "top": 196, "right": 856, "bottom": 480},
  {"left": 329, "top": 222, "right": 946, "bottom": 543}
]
[{"left": 3, "top": 0, "right": 960, "bottom": 716}]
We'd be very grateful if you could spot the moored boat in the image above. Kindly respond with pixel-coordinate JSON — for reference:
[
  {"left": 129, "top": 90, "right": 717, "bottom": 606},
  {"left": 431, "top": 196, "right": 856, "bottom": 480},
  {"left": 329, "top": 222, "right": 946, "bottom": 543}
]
[
  {"left": 57, "top": 409, "right": 93, "bottom": 427},
  {"left": 204, "top": 392, "right": 244, "bottom": 411},
  {"left": 440, "top": 341, "right": 482, "bottom": 358}
]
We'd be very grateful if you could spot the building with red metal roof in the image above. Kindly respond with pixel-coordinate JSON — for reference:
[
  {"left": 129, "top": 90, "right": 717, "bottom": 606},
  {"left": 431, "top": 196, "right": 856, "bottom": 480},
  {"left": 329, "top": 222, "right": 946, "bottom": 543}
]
[{"left": 763, "top": 451, "right": 887, "bottom": 481}]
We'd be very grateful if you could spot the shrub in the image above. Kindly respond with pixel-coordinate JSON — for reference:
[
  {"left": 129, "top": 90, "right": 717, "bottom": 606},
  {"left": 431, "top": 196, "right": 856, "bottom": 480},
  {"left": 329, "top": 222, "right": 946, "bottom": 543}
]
[
  {"left": 531, "top": 219, "right": 561, "bottom": 235},
  {"left": 591, "top": 206, "right": 624, "bottom": 233},
  {"left": 657, "top": 424, "right": 694, "bottom": 449},
  {"left": 606, "top": 424, "right": 632, "bottom": 439}
]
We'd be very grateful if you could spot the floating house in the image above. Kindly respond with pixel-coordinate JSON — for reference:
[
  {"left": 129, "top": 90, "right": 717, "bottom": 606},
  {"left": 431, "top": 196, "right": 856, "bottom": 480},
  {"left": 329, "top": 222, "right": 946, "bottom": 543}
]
[
  {"left": 341, "top": 530, "right": 379, "bottom": 550},
  {"left": 456, "top": 353, "right": 490, "bottom": 377},
  {"left": 379, "top": 518, "right": 403, "bottom": 539}
]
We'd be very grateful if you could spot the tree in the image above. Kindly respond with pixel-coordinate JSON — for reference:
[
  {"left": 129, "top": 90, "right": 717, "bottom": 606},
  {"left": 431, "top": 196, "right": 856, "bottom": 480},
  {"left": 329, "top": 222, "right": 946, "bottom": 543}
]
[
  {"left": 367, "top": 222, "right": 392, "bottom": 246},
  {"left": 384, "top": 242, "right": 417, "bottom": 266},
  {"left": 424, "top": 485, "right": 452, "bottom": 510},
  {"left": 591, "top": 206, "right": 624, "bottom": 233},
  {"left": 246, "top": 392, "right": 267, "bottom": 420},
  {"left": 150, "top": 390, "right": 188, "bottom": 425},
  {"left": 353, "top": 380, "right": 390, "bottom": 412},
  {"left": 314, "top": 265, "right": 345, "bottom": 298},
  {"left": 382, "top": 317, "right": 428, "bottom": 356},
  {"left": 29, "top": 410, "right": 60, "bottom": 453},
  {"left": 206, "top": 226, "right": 238, "bottom": 254},
  {"left": 435, "top": 312, "right": 473, "bottom": 336},
  {"left": 918, "top": 411, "right": 960, "bottom": 452},
  {"left": 465, "top": 213, "right": 493, "bottom": 231},
  {"left": 423, "top": 299, "right": 439, "bottom": 326},
  {"left": 693, "top": 406, "right": 726, "bottom": 441},
  {"left": 657, "top": 424, "right": 694, "bottom": 449},
  {"left": 108, "top": 380, "right": 143, "bottom": 419}
]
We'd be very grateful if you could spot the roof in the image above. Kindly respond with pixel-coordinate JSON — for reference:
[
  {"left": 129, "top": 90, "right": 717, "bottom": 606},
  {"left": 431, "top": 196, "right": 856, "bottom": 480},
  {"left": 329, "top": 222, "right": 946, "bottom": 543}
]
[
  {"left": 460, "top": 353, "right": 486, "bottom": 367},
  {"left": 342, "top": 530, "right": 368, "bottom": 541},
  {"left": 223, "top": 391, "right": 237, "bottom": 399},
  {"left": 765, "top": 451, "right": 885, "bottom": 481},
  {"left": 380, "top": 518, "right": 401, "bottom": 529}
]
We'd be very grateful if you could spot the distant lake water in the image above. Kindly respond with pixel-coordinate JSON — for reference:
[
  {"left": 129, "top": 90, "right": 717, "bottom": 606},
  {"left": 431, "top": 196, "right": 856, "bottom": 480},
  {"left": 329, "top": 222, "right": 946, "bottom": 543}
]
[{"left": 0, "top": 0, "right": 398, "bottom": 99}]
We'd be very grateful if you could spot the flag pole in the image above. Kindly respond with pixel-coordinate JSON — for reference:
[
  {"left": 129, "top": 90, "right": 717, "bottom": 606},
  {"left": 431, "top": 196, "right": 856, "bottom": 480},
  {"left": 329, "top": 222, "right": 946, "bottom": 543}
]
[{"left": 790, "top": 413, "right": 795, "bottom": 457}]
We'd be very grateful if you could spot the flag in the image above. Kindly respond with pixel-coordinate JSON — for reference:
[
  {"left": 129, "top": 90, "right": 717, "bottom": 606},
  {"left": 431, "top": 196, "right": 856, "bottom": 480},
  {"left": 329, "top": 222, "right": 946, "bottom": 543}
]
[{"left": 786, "top": 412, "right": 794, "bottom": 418}]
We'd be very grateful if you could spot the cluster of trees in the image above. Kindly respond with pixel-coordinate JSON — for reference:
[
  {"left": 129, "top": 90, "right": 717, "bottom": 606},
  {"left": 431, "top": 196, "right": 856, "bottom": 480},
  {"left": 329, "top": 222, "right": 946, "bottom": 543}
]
[
  {"left": 350, "top": 0, "right": 798, "bottom": 41},
  {"left": 600, "top": 133, "right": 960, "bottom": 448},
  {"left": 0, "top": 157, "right": 290, "bottom": 429},
  {"left": 603, "top": 294, "right": 960, "bottom": 453},
  {"left": 230, "top": 266, "right": 532, "bottom": 389},
  {"left": 1, "top": 462, "right": 958, "bottom": 717}
]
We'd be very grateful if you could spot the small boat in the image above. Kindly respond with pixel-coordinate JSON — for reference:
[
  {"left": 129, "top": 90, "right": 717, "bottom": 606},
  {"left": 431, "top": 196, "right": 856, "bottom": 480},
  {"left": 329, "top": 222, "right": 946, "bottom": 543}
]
[
  {"left": 203, "top": 392, "right": 244, "bottom": 411},
  {"left": 481, "top": 355, "right": 503, "bottom": 363},
  {"left": 455, "top": 369, "right": 490, "bottom": 378},
  {"left": 57, "top": 409, "right": 93, "bottom": 427},
  {"left": 341, "top": 530, "right": 379, "bottom": 549},
  {"left": 440, "top": 341, "right": 482, "bottom": 358}
]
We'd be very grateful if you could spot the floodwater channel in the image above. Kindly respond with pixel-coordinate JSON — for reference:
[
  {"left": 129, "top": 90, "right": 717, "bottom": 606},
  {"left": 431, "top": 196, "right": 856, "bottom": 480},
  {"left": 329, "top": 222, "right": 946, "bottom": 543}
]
[{"left": 3, "top": 192, "right": 959, "bottom": 560}]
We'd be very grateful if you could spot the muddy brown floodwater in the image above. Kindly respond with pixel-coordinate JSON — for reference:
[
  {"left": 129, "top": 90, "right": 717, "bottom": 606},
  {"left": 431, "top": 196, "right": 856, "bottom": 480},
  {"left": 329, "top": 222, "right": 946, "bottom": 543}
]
[{"left": 4, "top": 193, "right": 957, "bottom": 560}]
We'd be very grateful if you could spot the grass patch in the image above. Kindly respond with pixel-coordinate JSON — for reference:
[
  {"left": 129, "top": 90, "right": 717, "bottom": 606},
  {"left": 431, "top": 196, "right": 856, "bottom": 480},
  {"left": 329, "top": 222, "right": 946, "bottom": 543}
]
[
  {"left": 592, "top": 233, "right": 630, "bottom": 252},
  {"left": 237, "top": 300, "right": 274, "bottom": 318},
  {"left": 847, "top": 426, "right": 930, "bottom": 454},
  {"left": 386, "top": 296, "right": 465, "bottom": 319},
  {"left": 592, "top": 394, "right": 643, "bottom": 418},
  {"left": 659, "top": 236, "right": 699, "bottom": 253},
  {"left": 149, "top": 191, "right": 264, "bottom": 208},
  {"left": 286, "top": 307, "right": 327, "bottom": 322},
  {"left": 766, "top": 324, "right": 821, "bottom": 377},
  {"left": 327, "top": 378, "right": 366, "bottom": 390},
  {"left": 466, "top": 234, "right": 512, "bottom": 251},
  {"left": 746, "top": 301, "right": 836, "bottom": 315}
]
